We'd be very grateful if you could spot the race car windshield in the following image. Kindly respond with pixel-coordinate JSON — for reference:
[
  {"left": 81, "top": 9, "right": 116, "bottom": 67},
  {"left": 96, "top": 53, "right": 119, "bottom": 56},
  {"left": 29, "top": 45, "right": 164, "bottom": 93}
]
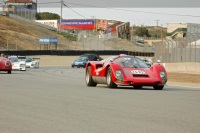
[
  {"left": 26, "top": 58, "right": 33, "bottom": 62},
  {"left": 10, "top": 57, "right": 19, "bottom": 62},
  {"left": 77, "top": 57, "right": 88, "bottom": 61},
  {"left": 114, "top": 56, "right": 148, "bottom": 68}
]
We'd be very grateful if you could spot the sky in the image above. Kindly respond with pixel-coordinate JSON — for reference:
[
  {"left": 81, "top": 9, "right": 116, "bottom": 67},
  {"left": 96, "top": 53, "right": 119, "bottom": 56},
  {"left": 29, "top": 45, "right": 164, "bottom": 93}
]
[
  {"left": 37, "top": 0, "right": 200, "bottom": 27},
  {"left": 1, "top": 0, "right": 200, "bottom": 27},
  {"left": 39, "top": 8, "right": 200, "bottom": 27}
]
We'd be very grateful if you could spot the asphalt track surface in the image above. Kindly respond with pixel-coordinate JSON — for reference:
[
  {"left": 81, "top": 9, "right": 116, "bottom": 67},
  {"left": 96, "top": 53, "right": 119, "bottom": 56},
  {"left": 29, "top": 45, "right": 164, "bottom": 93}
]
[{"left": 0, "top": 66, "right": 200, "bottom": 133}]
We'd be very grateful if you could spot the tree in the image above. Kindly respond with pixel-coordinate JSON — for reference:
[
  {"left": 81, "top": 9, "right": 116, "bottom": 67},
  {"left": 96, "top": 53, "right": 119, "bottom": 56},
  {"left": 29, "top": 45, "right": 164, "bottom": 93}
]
[
  {"left": 36, "top": 12, "right": 60, "bottom": 20},
  {"left": 135, "top": 27, "right": 151, "bottom": 37}
]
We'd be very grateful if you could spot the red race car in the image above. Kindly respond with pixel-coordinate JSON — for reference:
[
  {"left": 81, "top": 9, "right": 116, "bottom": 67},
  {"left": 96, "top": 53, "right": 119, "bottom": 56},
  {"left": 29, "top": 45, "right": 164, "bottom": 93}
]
[
  {"left": 0, "top": 57, "right": 12, "bottom": 74},
  {"left": 85, "top": 54, "right": 167, "bottom": 90}
]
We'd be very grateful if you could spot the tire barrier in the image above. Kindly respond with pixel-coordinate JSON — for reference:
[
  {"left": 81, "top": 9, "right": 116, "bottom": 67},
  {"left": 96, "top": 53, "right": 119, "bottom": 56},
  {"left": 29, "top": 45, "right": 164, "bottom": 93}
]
[{"left": 0, "top": 50, "right": 154, "bottom": 57}]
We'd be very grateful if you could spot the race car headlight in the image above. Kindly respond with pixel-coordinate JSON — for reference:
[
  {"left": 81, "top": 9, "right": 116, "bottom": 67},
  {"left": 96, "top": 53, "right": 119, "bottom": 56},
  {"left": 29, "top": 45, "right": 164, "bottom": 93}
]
[
  {"left": 116, "top": 70, "right": 123, "bottom": 81},
  {"left": 160, "top": 71, "right": 166, "bottom": 83},
  {"left": 5, "top": 62, "right": 11, "bottom": 66},
  {"left": 160, "top": 71, "right": 166, "bottom": 78},
  {"left": 116, "top": 70, "right": 122, "bottom": 77}
]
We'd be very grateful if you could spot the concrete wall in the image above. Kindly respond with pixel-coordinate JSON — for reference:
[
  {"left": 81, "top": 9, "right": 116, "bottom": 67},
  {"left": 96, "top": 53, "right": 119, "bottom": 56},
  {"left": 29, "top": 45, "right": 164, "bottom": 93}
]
[
  {"left": 31, "top": 56, "right": 200, "bottom": 74},
  {"left": 167, "top": 23, "right": 187, "bottom": 33},
  {"left": 163, "top": 62, "right": 200, "bottom": 73}
]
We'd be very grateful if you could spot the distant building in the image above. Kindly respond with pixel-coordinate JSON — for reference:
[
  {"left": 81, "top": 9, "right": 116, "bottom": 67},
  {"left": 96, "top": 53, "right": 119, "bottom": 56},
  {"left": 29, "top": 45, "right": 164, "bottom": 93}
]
[
  {"left": 167, "top": 23, "right": 200, "bottom": 39},
  {"left": 3, "top": 0, "right": 37, "bottom": 15}
]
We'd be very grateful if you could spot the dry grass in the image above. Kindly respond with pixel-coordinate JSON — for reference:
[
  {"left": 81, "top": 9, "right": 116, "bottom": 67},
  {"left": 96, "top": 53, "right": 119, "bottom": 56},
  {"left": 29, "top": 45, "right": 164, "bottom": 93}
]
[
  {"left": 167, "top": 72, "right": 200, "bottom": 84},
  {"left": 0, "top": 16, "right": 83, "bottom": 50}
]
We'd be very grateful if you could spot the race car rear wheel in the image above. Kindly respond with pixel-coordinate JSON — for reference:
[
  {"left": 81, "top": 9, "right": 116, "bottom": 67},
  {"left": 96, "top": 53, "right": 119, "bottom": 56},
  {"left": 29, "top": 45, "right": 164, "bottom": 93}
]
[
  {"left": 153, "top": 85, "right": 164, "bottom": 90},
  {"left": 85, "top": 66, "right": 97, "bottom": 87},
  {"left": 106, "top": 67, "right": 117, "bottom": 88}
]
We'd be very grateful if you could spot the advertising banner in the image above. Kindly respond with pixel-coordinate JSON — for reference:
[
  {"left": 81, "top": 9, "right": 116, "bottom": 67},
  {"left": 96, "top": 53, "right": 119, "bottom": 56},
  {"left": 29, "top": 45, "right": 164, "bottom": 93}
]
[
  {"left": 97, "top": 19, "right": 107, "bottom": 30},
  {"left": 35, "top": 20, "right": 58, "bottom": 28},
  {"left": 58, "top": 19, "right": 95, "bottom": 30},
  {"left": 39, "top": 37, "right": 58, "bottom": 45}
]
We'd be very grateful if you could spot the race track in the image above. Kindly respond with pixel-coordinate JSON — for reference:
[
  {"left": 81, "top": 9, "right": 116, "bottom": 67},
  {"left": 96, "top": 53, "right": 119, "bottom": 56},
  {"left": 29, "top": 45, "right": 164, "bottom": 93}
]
[{"left": 0, "top": 66, "right": 200, "bottom": 133}]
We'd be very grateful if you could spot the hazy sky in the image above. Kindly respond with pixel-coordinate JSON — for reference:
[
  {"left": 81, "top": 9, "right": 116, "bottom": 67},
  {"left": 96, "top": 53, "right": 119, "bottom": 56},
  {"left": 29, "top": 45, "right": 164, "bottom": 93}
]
[
  {"left": 39, "top": 8, "right": 200, "bottom": 27},
  {"left": 37, "top": 0, "right": 200, "bottom": 27}
]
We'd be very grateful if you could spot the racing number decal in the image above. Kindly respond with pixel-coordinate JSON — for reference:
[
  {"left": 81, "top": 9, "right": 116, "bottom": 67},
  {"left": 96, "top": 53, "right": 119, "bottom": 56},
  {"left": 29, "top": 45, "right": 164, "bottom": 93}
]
[
  {"left": 131, "top": 70, "right": 145, "bottom": 74},
  {"left": 95, "top": 68, "right": 103, "bottom": 75},
  {"left": 95, "top": 69, "right": 100, "bottom": 75}
]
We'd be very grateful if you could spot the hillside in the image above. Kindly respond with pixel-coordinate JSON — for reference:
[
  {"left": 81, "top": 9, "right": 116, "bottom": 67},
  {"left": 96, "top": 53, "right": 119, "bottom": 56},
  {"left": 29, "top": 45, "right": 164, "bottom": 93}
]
[
  {"left": 0, "top": 16, "right": 82, "bottom": 50},
  {"left": 0, "top": 16, "right": 156, "bottom": 52}
]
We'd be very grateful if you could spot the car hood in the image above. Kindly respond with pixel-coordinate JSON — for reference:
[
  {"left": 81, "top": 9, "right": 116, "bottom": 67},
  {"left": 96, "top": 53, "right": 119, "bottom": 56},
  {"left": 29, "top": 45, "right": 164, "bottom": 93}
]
[{"left": 13, "top": 61, "right": 25, "bottom": 64}]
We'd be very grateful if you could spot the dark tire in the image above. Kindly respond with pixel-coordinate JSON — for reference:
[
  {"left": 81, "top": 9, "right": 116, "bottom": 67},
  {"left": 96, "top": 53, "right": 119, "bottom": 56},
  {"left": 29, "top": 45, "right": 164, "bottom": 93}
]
[
  {"left": 106, "top": 67, "right": 117, "bottom": 88},
  {"left": 7, "top": 70, "right": 11, "bottom": 74},
  {"left": 71, "top": 65, "right": 74, "bottom": 68},
  {"left": 153, "top": 85, "right": 164, "bottom": 90},
  {"left": 85, "top": 66, "right": 97, "bottom": 87},
  {"left": 133, "top": 85, "right": 143, "bottom": 89}
]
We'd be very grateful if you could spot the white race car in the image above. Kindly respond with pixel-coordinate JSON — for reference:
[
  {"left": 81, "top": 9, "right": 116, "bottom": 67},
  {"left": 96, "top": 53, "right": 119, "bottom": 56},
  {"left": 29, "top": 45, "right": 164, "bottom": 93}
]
[
  {"left": 26, "top": 57, "right": 40, "bottom": 68},
  {"left": 8, "top": 56, "right": 26, "bottom": 71}
]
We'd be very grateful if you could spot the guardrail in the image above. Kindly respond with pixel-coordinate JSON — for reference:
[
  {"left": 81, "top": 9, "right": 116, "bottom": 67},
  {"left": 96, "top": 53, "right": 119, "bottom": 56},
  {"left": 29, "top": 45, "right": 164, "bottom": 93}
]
[{"left": 0, "top": 50, "right": 154, "bottom": 57}]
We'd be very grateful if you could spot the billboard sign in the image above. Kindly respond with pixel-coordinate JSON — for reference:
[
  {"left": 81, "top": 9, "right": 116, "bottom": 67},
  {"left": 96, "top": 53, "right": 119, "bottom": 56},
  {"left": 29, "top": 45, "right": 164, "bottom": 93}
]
[
  {"left": 97, "top": 20, "right": 107, "bottom": 30},
  {"left": 35, "top": 20, "right": 58, "bottom": 28},
  {"left": 58, "top": 19, "right": 95, "bottom": 30},
  {"left": 39, "top": 37, "right": 58, "bottom": 45}
]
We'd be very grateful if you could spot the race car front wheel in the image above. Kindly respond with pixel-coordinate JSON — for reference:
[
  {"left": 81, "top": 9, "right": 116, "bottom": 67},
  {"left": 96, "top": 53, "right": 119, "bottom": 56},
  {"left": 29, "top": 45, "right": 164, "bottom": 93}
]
[
  {"left": 85, "top": 66, "right": 97, "bottom": 87},
  {"left": 153, "top": 85, "right": 164, "bottom": 90},
  {"left": 106, "top": 67, "right": 117, "bottom": 88},
  {"left": 7, "top": 70, "right": 11, "bottom": 74}
]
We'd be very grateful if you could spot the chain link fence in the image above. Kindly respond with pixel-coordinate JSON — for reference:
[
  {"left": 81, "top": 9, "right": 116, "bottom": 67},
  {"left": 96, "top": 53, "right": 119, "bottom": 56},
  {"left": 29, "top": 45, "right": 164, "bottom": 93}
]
[
  {"left": 76, "top": 30, "right": 154, "bottom": 53},
  {"left": 153, "top": 33, "right": 200, "bottom": 63},
  {"left": 0, "top": 37, "right": 81, "bottom": 51}
]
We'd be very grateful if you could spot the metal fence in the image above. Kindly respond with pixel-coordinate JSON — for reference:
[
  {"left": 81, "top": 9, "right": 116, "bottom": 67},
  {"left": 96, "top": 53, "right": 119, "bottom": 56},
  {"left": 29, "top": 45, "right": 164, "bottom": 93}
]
[
  {"left": 0, "top": 37, "right": 80, "bottom": 51},
  {"left": 77, "top": 30, "right": 153, "bottom": 53},
  {"left": 9, "top": 11, "right": 72, "bottom": 35},
  {"left": 9, "top": 13, "right": 57, "bottom": 31},
  {"left": 152, "top": 33, "right": 200, "bottom": 63}
]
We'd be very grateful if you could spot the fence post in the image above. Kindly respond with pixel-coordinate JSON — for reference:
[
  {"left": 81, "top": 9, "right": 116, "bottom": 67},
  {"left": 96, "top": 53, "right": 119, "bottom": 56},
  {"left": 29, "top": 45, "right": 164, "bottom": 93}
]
[{"left": 7, "top": 39, "right": 8, "bottom": 50}]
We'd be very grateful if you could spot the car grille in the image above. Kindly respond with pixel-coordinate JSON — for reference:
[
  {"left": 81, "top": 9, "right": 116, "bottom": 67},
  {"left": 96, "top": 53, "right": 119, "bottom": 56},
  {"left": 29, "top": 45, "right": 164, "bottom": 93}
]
[
  {"left": 20, "top": 64, "right": 25, "bottom": 67},
  {"left": 132, "top": 74, "right": 149, "bottom": 78}
]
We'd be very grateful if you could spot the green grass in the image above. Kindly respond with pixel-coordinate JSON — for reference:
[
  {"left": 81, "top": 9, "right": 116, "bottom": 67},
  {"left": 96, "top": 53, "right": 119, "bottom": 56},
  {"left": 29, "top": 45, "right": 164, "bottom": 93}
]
[{"left": 58, "top": 33, "right": 77, "bottom": 41}]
